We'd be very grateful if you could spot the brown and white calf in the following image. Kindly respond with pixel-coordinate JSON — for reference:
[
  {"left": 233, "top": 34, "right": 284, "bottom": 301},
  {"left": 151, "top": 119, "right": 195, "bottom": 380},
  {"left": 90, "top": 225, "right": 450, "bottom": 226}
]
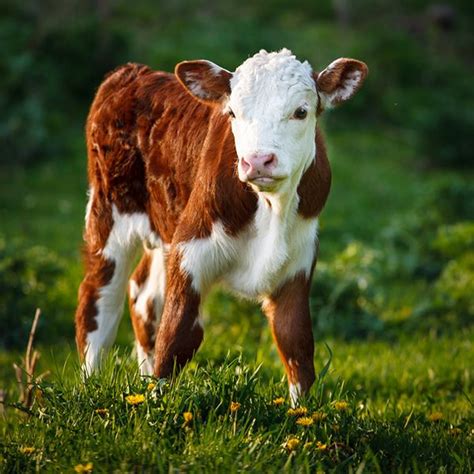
[{"left": 75, "top": 49, "right": 367, "bottom": 404}]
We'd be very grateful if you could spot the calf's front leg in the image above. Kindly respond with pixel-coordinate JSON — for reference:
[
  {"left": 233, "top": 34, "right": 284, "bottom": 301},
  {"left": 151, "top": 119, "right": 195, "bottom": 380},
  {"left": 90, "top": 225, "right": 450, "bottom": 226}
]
[
  {"left": 153, "top": 249, "right": 203, "bottom": 377},
  {"left": 263, "top": 272, "right": 316, "bottom": 406}
]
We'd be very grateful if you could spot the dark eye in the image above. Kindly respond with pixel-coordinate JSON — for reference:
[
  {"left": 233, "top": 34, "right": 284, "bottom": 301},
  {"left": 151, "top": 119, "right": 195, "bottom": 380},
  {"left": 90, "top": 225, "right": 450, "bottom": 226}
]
[
  {"left": 228, "top": 108, "right": 235, "bottom": 119},
  {"left": 293, "top": 107, "right": 307, "bottom": 120}
]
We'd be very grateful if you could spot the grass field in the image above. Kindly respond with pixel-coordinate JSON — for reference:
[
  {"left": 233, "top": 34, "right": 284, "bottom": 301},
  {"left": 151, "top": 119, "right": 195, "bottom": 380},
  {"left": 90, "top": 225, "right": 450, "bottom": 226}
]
[{"left": 1, "top": 129, "right": 473, "bottom": 472}]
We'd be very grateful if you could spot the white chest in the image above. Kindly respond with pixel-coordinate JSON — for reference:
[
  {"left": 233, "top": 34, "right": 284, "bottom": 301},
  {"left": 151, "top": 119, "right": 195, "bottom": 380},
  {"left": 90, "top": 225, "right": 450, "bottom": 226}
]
[{"left": 178, "top": 199, "right": 318, "bottom": 299}]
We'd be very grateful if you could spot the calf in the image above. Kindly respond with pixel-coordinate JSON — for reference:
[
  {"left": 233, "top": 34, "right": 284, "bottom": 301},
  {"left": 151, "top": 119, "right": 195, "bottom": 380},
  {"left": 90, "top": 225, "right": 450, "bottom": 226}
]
[{"left": 75, "top": 49, "right": 367, "bottom": 404}]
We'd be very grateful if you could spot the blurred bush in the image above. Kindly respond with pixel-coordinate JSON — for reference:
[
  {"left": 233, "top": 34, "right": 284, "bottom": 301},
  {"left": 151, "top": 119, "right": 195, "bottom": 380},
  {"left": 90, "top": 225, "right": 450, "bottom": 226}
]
[
  {"left": 311, "top": 242, "right": 385, "bottom": 339},
  {"left": 311, "top": 178, "right": 473, "bottom": 339},
  {"left": 0, "top": 0, "right": 127, "bottom": 166},
  {"left": 0, "top": 236, "right": 75, "bottom": 349}
]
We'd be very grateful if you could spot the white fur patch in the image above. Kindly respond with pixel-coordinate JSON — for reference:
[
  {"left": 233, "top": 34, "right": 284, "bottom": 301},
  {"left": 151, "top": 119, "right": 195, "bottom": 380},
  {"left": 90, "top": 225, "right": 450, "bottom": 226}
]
[
  {"left": 179, "top": 194, "right": 318, "bottom": 299},
  {"left": 289, "top": 382, "right": 302, "bottom": 407},
  {"left": 84, "top": 249, "right": 135, "bottom": 375},
  {"left": 83, "top": 206, "right": 161, "bottom": 375},
  {"left": 85, "top": 186, "right": 94, "bottom": 226},
  {"left": 186, "top": 73, "right": 212, "bottom": 99},
  {"left": 131, "top": 247, "right": 167, "bottom": 324},
  {"left": 136, "top": 342, "right": 154, "bottom": 376},
  {"left": 102, "top": 206, "right": 159, "bottom": 259}
]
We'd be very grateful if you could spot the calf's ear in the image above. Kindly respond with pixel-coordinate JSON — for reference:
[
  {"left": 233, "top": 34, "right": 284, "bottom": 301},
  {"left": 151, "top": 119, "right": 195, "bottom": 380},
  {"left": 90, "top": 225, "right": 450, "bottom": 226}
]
[
  {"left": 315, "top": 58, "right": 368, "bottom": 112},
  {"left": 175, "top": 60, "right": 233, "bottom": 103}
]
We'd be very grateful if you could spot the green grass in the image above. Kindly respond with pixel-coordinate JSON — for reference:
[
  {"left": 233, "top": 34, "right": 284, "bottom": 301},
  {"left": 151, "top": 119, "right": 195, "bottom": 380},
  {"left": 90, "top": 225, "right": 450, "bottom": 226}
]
[
  {"left": 1, "top": 335, "right": 473, "bottom": 472},
  {"left": 1, "top": 129, "right": 473, "bottom": 472}
]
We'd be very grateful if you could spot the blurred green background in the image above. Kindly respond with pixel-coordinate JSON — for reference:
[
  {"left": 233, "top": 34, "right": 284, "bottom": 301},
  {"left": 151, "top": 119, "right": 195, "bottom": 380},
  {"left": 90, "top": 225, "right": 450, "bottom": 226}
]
[{"left": 0, "top": 0, "right": 472, "bottom": 367}]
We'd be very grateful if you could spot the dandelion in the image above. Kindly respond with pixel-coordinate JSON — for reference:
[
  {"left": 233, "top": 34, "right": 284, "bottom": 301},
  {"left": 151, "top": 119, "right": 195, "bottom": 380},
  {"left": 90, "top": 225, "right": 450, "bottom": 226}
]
[
  {"left": 334, "top": 401, "right": 349, "bottom": 411},
  {"left": 125, "top": 394, "right": 145, "bottom": 405},
  {"left": 284, "top": 437, "right": 300, "bottom": 451},
  {"left": 20, "top": 447, "right": 36, "bottom": 454},
  {"left": 272, "top": 397, "right": 285, "bottom": 406},
  {"left": 296, "top": 416, "right": 314, "bottom": 427},
  {"left": 316, "top": 441, "right": 328, "bottom": 451},
  {"left": 303, "top": 442, "right": 313, "bottom": 449},
  {"left": 428, "top": 412, "right": 443, "bottom": 422},
  {"left": 74, "top": 462, "right": 93, "bottom": 473},
  {"left": 183, "top": 412, "right": 193, "bottom": 423},
  {"left": 230, "top": 401, "right": 241, "bottom": 413},
  {"left": 95, "top": 408, "right": 109, "bottom": 417},
  {"left": 448, "top": 427, "right": 462, "bottom": 436},
  {"left": 312, "top": 412, "right": 327, "bottom": 422},
  {"left": 147, "top": 382, "right": 156, "bottom": 391},
  {"left": 287, "top": 407, "right": 308, "bottom": 416}
]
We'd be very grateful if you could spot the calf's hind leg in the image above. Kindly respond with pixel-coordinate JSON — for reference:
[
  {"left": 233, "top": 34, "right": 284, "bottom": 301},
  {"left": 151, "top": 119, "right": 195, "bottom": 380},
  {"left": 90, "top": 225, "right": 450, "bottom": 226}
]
[
  {"left": 75, "top": 204, "right": 138, "bottom": 375},
  {"left": 128, "top": 247, "right": 167, "bottom": 376}
]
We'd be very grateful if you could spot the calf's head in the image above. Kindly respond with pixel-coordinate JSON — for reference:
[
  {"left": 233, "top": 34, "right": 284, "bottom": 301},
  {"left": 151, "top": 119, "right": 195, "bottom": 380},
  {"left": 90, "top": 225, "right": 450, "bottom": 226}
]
[{"left": 176, "top": 49, "right": 367, "bottom": 193}]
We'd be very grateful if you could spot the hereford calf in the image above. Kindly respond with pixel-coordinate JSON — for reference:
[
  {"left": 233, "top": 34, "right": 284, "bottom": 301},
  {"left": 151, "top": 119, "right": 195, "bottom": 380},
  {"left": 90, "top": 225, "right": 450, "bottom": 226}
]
[{"left": 75, "top": 49, "right": 367, "bottom": 404}]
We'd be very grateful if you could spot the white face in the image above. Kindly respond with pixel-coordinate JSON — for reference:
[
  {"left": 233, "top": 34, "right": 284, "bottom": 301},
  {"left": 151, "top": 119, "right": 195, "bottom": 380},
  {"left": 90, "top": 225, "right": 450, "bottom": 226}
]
[
  {"left": 176, "top": 49, "right": 368, "bottom": 194},
  {"left": 226, "top": 50, "right": 318, "bottom": 192}
]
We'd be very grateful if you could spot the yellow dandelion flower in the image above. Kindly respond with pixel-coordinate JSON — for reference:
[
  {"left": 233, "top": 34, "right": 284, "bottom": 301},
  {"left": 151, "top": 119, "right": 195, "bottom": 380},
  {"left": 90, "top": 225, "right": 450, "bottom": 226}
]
[
  {"left": 95, "top": 408, "right": 109, "bottom": 417},
  {"left": 74, "top": 462, "right": 93, "bottom": 473},
  {"left": 296, "top": 416, "right": 314, "bottom": 426},
  {"left": 183, "top": 412, "right": 193, "bottom": 423},
  {"left": 428, "top": 412, "right": 443, "bottom": 422},
  {"left": 147, "top": 382, "right": 156, "bottom": 391},
  {"left": 334, "top": 401, "right": 349, "bottom": 411},
  {"left": 284, "top": 437, "right": 300, "bottom": 451},
  {"left": 230, "top": 401, "right": 241, "bottom": 412},
  {"left": 303, "top": 442, "right": 313, "bottom": 449},
  {"left": 20, "top": 446, "right": 36, "bottom": 454},
  {"left": 316, "top": 441, "right": 328, "bottom": 451},
  {"left": 312, "top": 412, "right": 327, "bottom": 422},
  {"left": 272, "top": 397, "right": 285, "bottom": 406},
  {"left": 125, "top": 394, "right": 145, "bottom": 405},
  {"left": 287, "top": 407, "right": 308, "bottom": 416}
]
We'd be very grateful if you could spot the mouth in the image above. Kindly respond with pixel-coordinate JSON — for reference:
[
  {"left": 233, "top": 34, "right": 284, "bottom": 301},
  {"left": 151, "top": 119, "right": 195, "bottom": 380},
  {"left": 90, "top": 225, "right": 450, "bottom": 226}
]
[{"left": 247, "top": 176, "right": 285, "bottom": 189}]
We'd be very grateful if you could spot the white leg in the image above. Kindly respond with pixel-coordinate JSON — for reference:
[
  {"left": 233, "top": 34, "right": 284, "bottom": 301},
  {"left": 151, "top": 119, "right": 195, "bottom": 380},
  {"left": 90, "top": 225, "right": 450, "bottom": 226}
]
[{"left": 129, "top": 247, "right": 167, "bottom": 376}]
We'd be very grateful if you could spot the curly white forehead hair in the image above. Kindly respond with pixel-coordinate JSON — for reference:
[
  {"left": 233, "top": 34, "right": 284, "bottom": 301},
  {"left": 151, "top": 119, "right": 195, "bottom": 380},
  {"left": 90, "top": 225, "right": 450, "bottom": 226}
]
[{"left": 231, "top": 48, "right": 316, "bottom": 93}]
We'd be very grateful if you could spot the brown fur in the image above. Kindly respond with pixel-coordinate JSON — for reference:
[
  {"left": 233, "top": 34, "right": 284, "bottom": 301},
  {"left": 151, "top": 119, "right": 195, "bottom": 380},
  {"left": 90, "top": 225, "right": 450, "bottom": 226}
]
[
  {"left": 153, "top": 249, "right": 203, "bottom": 377},
  {"left": 298, "top": 128, "right": 331, "bottom": 218},
  {"left": 262, "top": 272, "right": 316, "bottom": 393}
]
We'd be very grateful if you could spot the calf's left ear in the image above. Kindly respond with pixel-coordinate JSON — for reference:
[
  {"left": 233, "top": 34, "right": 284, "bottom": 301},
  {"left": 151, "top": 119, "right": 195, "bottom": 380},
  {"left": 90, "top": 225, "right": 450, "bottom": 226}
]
[
  {"left": 315, "top": 58, "right": 368, "bottom": 112},
  {"left": 175, "top": 60, "right": 233, "bottom": 103}
]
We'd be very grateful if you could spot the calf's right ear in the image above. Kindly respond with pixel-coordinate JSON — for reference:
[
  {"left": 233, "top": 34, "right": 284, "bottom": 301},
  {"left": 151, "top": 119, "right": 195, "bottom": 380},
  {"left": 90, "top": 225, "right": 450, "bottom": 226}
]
[{"left": 175, "top": 60, "right": 233, "bottom": 104}]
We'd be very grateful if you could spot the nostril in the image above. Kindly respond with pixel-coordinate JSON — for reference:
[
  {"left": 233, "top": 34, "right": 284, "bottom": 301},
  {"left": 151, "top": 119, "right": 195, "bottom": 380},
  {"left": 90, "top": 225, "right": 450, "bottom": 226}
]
[
  {"left": 240, "top": 157, "right": 250, "bottom": 171},
  {"left": 263, "top": 154, "right": 276, "bottom": 168}
]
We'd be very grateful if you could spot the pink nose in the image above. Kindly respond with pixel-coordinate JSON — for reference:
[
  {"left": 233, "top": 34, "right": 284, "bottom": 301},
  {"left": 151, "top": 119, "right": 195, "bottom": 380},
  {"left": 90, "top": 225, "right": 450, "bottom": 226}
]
[{"left": 240, "top": 153, "right": 277, "bottom": 180}]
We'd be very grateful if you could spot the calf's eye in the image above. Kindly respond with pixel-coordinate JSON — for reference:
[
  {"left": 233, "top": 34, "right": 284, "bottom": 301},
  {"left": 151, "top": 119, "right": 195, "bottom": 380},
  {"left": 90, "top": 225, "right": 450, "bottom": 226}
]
[
  {"left": 228, "top": 108, "right": 235, "bottom": 119},
  {"left": 293, "top": 107, "right": 307, "bottom": 120}
]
